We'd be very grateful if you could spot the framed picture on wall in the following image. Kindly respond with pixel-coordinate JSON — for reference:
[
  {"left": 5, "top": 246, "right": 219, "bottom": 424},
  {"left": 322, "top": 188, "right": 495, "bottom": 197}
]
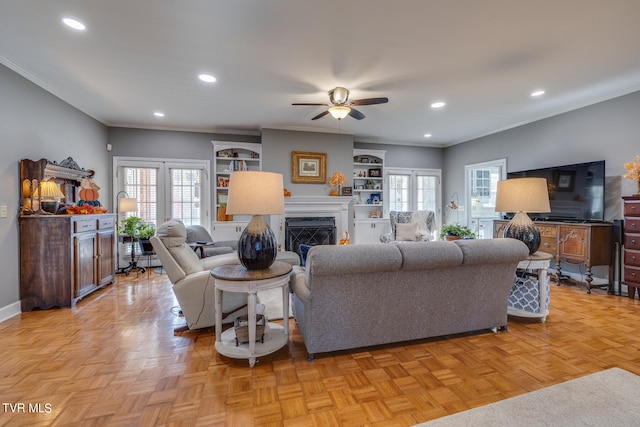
[
  {"left": 291, "top": 151, "right": 327, "bottom": 183},
  {"left": 341, "top": 186, "right": 352, "bottom": 196}
]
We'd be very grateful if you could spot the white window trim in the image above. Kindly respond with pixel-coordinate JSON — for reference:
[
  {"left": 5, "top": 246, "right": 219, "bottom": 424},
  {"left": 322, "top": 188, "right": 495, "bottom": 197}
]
[
  {"left": 385, "top": 167, "right": 442, "bottom": 232},
  {"left": 464, "top": 158, "right": 506, "bottom": 236},
  {"left": 113, "top": 156, "right": 211, "bottom": 226}
]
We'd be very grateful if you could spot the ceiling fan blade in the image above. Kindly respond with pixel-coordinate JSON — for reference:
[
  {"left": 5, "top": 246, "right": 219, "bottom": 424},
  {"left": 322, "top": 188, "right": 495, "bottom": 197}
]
[
  {"left": 348, "top": 108, "right": 365, "bottom": 120},
  {"left": 311, "top": 110, "right": 330, "bottom": 120},
  {"left": 292, "top": 103, "right": 329, "bottom": 106},
  {"left": 350, "top": 97, "right": 389, "bottom": 106}
]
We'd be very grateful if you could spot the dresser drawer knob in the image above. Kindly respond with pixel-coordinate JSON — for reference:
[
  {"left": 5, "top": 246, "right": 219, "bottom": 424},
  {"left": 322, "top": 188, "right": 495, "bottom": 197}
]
[
  {"left": 633, "top": 256, "right": 637, "bottom": 261},
  {"left": 633, "top": 223, "right": 637, "bottom": 228},
  {"left": 633, "top": 272, "right": 637, "bottom": 278},
  {"left": 633, "top": 206, "right": 637, "bottom": 212},
  {"left": 633, "top": 240, "right": 637, "bottom": 245}
]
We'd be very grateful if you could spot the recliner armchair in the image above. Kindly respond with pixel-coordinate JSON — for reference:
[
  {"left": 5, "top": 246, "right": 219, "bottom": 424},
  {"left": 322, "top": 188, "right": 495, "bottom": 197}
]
[
  {"left": 150, "top": 219, "right": 248, "bottom": 331},
  {"left": 185, "top": 224, "right": 236, "bottom": 257},
  {"left": 380, "top": 210, "right": 436, "bottom": 243}
]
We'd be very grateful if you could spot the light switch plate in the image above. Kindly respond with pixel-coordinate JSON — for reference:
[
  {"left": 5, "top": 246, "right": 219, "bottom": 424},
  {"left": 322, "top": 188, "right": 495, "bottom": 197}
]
[{"left": 0, "top": 205, "right": 7, "bottom": 218}]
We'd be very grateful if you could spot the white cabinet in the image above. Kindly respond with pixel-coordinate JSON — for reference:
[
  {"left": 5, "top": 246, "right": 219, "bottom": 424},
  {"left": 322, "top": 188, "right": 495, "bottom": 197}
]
[
  {"left": 354, "top": 219, "right": 390, "bottom": 244},
  {"left": 211, "top": 222, "right": 247, "bottom": 241},
  {"left": 211, "top": 141, "right": 262, "bottom": 228}
]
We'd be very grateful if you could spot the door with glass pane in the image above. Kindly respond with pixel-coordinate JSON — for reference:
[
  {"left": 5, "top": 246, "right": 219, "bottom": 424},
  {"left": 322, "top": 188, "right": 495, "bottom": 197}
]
[
  {"left": 114, "top": 158, "right": 210, "bottom": 267},
  {"left": 387, "top": 168, "right": 441, "bottom": 239},
  {"left": 465, "top": 159, "right": 506, "bottom": 239}
]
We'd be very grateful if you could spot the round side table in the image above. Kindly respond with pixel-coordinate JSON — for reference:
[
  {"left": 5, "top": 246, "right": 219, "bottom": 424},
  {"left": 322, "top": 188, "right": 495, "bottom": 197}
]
[{"left": 211, "top": 261, "right": 292, "bottom": 367}]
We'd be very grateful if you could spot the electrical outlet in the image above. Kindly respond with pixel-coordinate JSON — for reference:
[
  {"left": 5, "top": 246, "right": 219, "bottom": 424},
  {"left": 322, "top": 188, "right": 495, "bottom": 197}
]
[{"left": 0, "top": 205, "right": 7, "bottom": 218}]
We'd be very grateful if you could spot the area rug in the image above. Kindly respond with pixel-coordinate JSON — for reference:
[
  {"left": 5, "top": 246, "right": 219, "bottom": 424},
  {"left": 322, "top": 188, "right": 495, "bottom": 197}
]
[
  {"left": 256, "top": 288, "right": 292, "bottom": 321},
  {"left": 414, "top": 368, "right": 640, "bottom": 427}
]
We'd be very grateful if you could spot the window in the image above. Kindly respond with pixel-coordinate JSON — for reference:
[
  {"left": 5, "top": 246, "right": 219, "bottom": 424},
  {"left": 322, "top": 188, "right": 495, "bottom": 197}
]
[
  {"left": 114, "top": 157, "right": 209, "bottom": 263},
  {"left": 387, "top": 168, "right": 441, "bottom": 236},
  {"left": 464, "top": 159, "right": 506, "bottom": 239}
]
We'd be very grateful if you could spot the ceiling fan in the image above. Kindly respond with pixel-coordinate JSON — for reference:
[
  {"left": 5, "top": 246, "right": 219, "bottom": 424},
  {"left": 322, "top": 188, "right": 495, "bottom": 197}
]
[{"left": 292, "top": 87, "right": 389, "bottom": 121}]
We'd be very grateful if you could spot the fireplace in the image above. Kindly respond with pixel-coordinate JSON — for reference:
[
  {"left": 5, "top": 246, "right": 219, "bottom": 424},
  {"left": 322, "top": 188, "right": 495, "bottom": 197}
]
[{"left": 285, "top": 217, "right": 336, "bottom": 253}]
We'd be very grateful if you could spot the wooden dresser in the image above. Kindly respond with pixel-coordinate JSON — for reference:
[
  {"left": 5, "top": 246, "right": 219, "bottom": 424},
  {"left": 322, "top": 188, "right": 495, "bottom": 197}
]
[
  {"left": 19, "top": 214, "right": 116, "bottom": 311},
  {"left": 494, "top": 220, "right": 613, "bottom": 293},
  {"left": 622, "top": 196, "right": 640, "bottom": 298}
]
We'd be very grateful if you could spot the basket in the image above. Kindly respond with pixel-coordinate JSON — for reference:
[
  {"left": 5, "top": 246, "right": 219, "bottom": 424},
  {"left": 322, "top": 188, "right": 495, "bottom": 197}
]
[{"left": 234, "top": 314, "right": 266, "bottom": 346}]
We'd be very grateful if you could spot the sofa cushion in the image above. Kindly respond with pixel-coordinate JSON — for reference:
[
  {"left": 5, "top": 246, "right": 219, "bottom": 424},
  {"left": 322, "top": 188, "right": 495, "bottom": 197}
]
[
  {"left": 307, "top": 244, "right": 402, "bottom": 276},
  {"left": 454, "top": 238, "right": 529, "bottom": 265},
  {"left": 397, "top": 241, "right": 464, "bottom": 270},
  {"left": 395, "top": 222, "right": 419, "bottom": 241}
]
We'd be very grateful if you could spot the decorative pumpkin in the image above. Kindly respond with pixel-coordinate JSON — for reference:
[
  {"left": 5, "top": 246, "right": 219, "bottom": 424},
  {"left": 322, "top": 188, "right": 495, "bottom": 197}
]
[
  {"left": 339, "top": 231, "right": 350, "bottom": 245},
  {"left": 79, "top": 188, "right": 98, "bottom": 201}
]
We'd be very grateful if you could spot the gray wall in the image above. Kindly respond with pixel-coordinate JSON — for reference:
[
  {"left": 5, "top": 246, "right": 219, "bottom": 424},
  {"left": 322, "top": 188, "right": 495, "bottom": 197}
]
[
  {"left": 355, "top": 142, "right": 443, "bottom": 170},
  {"left": 442, "top": 90, "right": 640, "bottom": 222},
  {"left": 0, "top": 64, "right": 109, "bottom": 316},
  {"left": 262, "top": 128, "right": 354, "bottom": 194},
  {"left": 108, "top": 127, "right": 259, "bottom": 161}
]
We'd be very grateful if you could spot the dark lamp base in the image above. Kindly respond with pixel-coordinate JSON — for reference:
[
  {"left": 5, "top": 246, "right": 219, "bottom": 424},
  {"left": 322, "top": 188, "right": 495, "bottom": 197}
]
[
  {"left": 503, "top": 211, "right": 540, "bottom": 255},
  {"left": 237, "top": 215, "right": 278, "bottom": 270}
]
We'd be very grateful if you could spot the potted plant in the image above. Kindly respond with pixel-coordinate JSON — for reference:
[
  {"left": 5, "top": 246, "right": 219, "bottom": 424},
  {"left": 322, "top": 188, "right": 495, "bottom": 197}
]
[
  {"left": 118, "top": 216, "right": 156, "bottom": 252},
  {"left": 136, "top": 222, "right": 156, "bottom": 253},
  {"left": 439, "top": 223, "right": 475, "bottom": 241}
]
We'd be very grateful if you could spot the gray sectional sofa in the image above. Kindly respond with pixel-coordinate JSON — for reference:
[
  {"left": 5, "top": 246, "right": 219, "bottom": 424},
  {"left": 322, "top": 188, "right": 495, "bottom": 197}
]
[{"left": 289, "top": 238, "right": 529, "bottom": 359}]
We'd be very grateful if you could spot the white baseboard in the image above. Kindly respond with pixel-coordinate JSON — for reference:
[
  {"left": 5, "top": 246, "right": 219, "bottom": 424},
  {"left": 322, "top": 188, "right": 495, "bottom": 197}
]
[{"left": 0, "top": 301, "right": 21, "bottom": 324}]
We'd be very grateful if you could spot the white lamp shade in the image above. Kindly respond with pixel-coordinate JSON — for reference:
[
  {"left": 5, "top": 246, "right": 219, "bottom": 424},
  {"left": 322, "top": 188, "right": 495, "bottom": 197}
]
[
  {"left": 226, "top": 171, "right": 285, "bottom": 215},
  {"left": 34, "top": 181, "right": 65, "bottom": 200},
  {"left": 495, "top": 177, "right": 551, "bottom": 213},
  {"left": 118, "top": 197, "right": 137, "bottom": 213}
]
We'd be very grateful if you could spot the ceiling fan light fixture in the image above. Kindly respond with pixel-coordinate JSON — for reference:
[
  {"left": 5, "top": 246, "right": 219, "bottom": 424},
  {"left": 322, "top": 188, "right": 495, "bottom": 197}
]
[{"left": 328, "top": 105, "right": 351, "bottom": 120}]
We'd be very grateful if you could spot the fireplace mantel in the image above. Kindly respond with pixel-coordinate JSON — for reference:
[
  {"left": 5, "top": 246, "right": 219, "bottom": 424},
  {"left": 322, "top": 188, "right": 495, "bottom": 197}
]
[{"left": 270, "top": 196, "right": 352, "bottom": 249}]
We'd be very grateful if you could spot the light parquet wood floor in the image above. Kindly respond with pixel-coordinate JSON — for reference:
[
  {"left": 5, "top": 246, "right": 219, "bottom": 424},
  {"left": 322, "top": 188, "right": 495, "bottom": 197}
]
[{"left": 1, "top": 270, "right": 639, "bottom": 427}]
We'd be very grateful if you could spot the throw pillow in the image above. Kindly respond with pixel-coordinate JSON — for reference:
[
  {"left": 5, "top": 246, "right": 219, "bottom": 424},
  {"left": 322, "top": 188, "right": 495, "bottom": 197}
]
[
  {"left": 395, "top": 222, "right": 419, "bottom": 241},
  {"left": 299, "top": 244, "right": 312, "bottom": 267}
]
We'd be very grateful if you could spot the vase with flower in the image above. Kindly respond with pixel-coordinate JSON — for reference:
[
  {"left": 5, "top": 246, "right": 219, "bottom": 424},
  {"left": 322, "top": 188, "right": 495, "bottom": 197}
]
[
  {"left": 623, "top": 155, "right": 640, "bottom": 195},
  {"left": 329, "top": 171, "right": 346, "bottom": 196}
]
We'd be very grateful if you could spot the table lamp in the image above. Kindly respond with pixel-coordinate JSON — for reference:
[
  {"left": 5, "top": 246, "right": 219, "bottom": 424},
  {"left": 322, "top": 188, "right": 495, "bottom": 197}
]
[
  {"left": 226, "top": 171, "right": 285, "bottom": 270},
  {"left": 34, "top": 180, "right": 65, "bottom": 214},
  {"left": 495, "top": 177, "right": 550, "bottom": 255}
]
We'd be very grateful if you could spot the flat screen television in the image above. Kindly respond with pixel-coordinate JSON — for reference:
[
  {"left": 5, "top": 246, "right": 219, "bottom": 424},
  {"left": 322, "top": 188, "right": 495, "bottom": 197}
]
[{"left": 506, "top": 160, "right": 605, "bottom": 222}]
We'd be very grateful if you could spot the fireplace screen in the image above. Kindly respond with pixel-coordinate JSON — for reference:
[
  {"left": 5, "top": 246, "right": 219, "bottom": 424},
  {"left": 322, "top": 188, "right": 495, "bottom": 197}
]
[{"left": 285, "top": 217, "right": 336, "bottom": 254}]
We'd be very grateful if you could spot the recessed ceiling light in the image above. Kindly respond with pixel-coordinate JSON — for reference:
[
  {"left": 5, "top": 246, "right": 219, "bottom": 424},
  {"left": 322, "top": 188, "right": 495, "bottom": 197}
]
[
  {"left": 424, "top": 133, "right": 432, "bottom": 138},
  {"left": 62, "top": 17, "right": 86, "bottom": 31},
  {"left": 431, "top": 101, "right": 446, "bottom": 109},
  {"left": 531, "top": 90, "right": 545, "bottom": 97},
  {"left": 154, "top": 112, "right": 165, "bottom": 118},
  {"left": 198, "top": 74, "right": 217, "bottom": 83}
]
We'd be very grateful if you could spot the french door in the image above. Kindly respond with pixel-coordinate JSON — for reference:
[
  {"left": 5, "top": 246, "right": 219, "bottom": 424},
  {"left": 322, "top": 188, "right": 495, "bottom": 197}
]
[
  {"left": 464, "top": 159, "right": 506, "bottom": 239},
  {"left": 113, "top": 157, "right": 210, "bottom": 265},
  {"left": 386, "top": 168, "right": 441, "bottom": 238}
]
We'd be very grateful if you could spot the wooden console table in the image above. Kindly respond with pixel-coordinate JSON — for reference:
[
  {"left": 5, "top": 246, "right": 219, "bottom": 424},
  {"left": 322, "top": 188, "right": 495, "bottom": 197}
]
[
  {"left": 211, "top": 261, "right": 292, "bottom": 367},
  {"left": 494, "top": 220, "right": 613, "bottom": 294}
]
